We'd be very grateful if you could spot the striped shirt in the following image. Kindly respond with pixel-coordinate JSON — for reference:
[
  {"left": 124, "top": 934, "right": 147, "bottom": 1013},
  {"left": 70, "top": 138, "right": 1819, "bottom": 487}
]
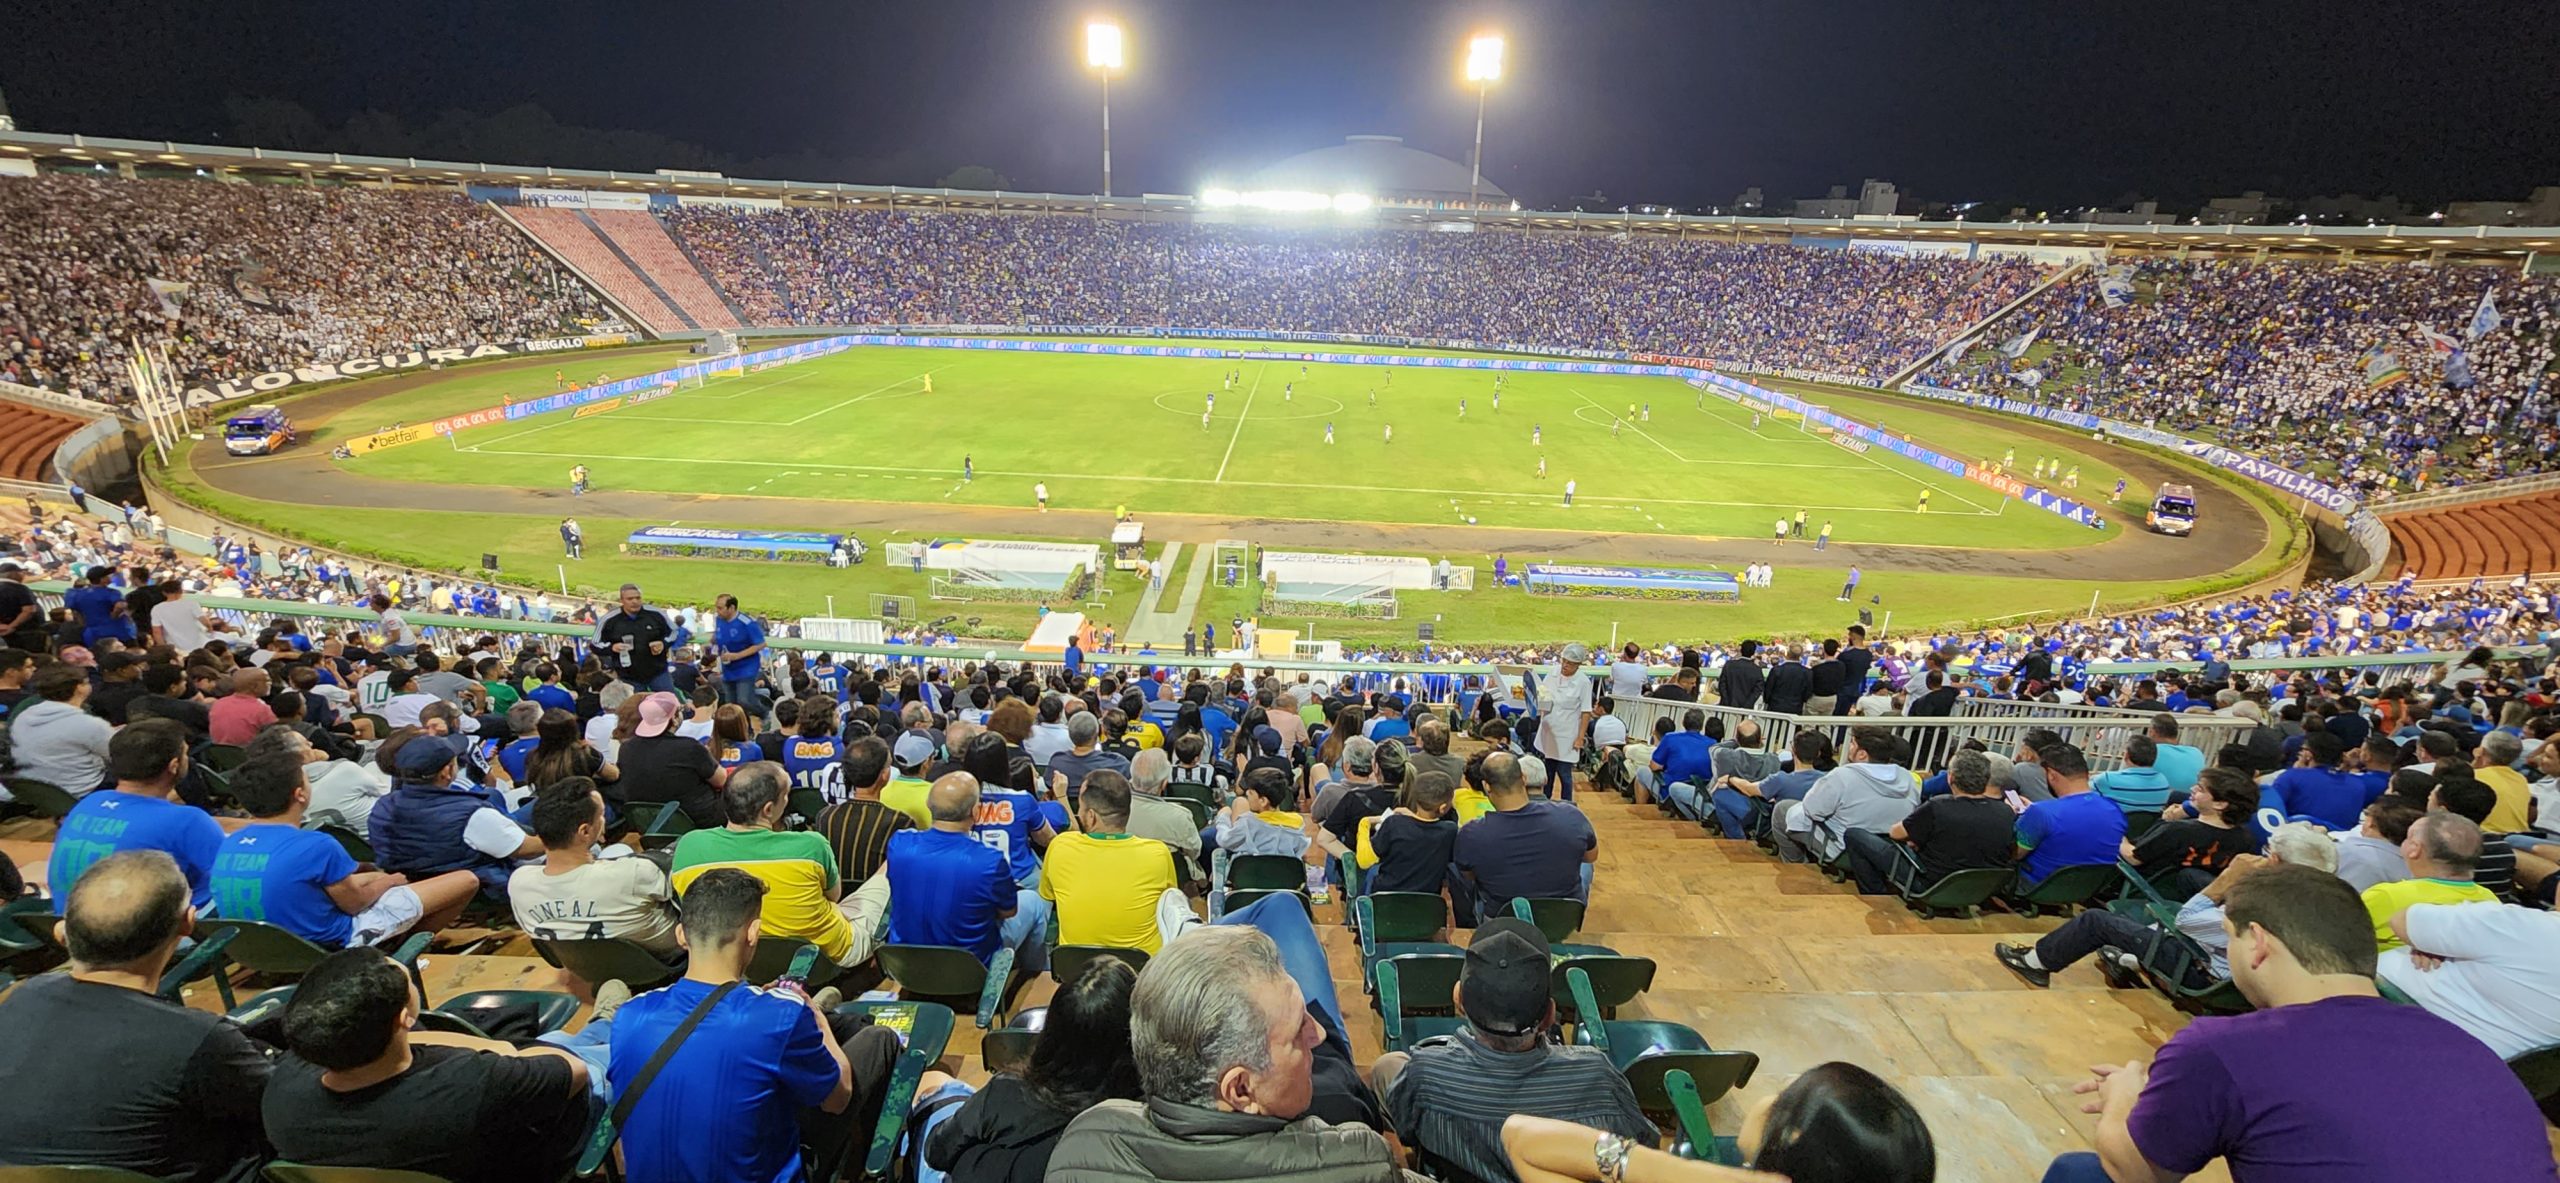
[
  {"left": 1384, "top": 1031, "right": 1654, "bottom": 1183},
  {"left": 814, "top": 798, "right": 913, "bottom": 888}
]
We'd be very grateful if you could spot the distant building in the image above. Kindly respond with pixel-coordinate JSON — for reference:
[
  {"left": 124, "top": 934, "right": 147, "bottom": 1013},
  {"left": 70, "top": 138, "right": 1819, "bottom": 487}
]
[
  {"left": 2444, "top": 187, "right": 2560, "bottom": 227},
  {"left": 2297, "top": 193, "right": 2410, "bottom": 224},
  {"left": 1734, "top": 187, "right": 1767, "bottom": 214},
  {"left": 1794, "top": 179, "right": 1898, "bottom": 219},
  {"left": 2087, "top": 200, "right": 2177, "bottom": 226},
  {"left": 2198, "top": 191, "right": 2275, "bottom": 225},
  {"left": 1246, "top": 135, "right": 1509, "bottom": 210}
]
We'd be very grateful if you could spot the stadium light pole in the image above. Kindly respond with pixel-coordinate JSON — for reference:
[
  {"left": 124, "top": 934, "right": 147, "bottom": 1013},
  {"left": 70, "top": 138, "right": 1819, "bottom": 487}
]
[
  {"left": 1086, "top": 21, "right": 1125, "bottom": 198},
  {"left": 1465, "top": 34, "right": 1504, "bottom": 211}
]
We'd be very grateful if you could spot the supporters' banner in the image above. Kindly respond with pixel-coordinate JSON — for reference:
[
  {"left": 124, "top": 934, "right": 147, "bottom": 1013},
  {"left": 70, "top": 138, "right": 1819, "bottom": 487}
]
[
  {"left": 2361, "top": 346, "right": 2409, "bottom": 391},
  {"left": 2096, "top": 265, "right": 2136, "bottom": 308},
  {"left": 2012, "top": 367, "right": 2046, "bottom": 387},
  {"left": 2468, "top": 290, "right": 2501, "bottom": 340},
  {"left": 675, "top": 195, "right": 785, "bottom": 211},
  {"left": 2418, "top": 328, "right": 2459, "bottom": 354},
  {"left": 342, "top": 404, "right": 513, "bottom": 455},
  {"left": 626, "top": 526, "right": 844, "bottom": 561},
  {"left": 145, "top": 278, "right": 190, "bottom": 320},
  {"left": 1999, "top": 326, "right": 2042, "bottom": 359},
  {"left": 179, "top": 334, "right": 636, "bottom": 408}
]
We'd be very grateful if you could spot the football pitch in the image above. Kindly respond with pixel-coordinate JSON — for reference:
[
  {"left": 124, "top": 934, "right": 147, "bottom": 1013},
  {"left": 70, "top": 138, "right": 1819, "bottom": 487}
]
[{"left": 340, "top": 342, "right": 2128, "bottom": 551}]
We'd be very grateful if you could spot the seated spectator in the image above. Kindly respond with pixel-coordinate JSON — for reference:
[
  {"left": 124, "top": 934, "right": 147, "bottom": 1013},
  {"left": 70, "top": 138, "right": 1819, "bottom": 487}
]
[
  {"left": 2045, "top": 864, "right": 2556, "bottom": 1183},
  {"left": 1735, "top": 1061, "right": 1936, "bottom": 1183},
  {"left": 126, "top": 662, "right": 211, "bottom": 738},
  {"left": 47, "top": 719, "right": 224, "bottom": 907},
  {"left": 211, "top": 748, "right": 478, "bottom": 946},
  {"left": 1215, "top": 765, "right": 1335, "bottom": 901},
  {"left": 706, "top": 702, "right": 763, "bottom": 772},
  {"left": 1368, "top": 770, "right": 1461, "bottom": 897},
  {"left": 1125, "top": 748, "right": 1208, "bottom": 882},
  {"left": 0, "top": 850, "right": 272, "bottom": 1181},
  {"left": 1164, "top": 731, "right": 1232, "bottom": 809},
  {"left": 2429, "top": 774, "right": 2536, "bottom": 902},
  {"left": 2471, "top": 730, "right": 2534, "bottom": 834},
  {"left": 1775, "top": 727, "right": 1919, "bottom": 866},
  {"left": 2270, "top": 730, "right": 2378, "bottom": 829},
  {"left": 2091, "top": 736, "right": 2174, "bottom": 815},
  {"left": 609, "top": 867, "right": 904, "bottom": 1183},
  {"left": 886, "top": 772, "right": 1049, "bottom": 975},
  {"left": 1371, "top": 919, "right": 1655, "bottom": 1183},
  {"left": 245, "top": 724, "right": 389, "bottom": 839},
  {"left": 1842, "top": 748, "right": 2014, "bottom": 895},
  {"left": 1040, "top": 772, "right": 1183, "bottom": 953},
  {"left": 369, "top": 733, "right": 539, "bottom": 897},
  {"left": 207, "top": 666, "right": 279, "bottom": 747},
  {"left": 510, "top": 778, "right": 683, "bottom": 956},
  {"left": 1645, "top": 709, "right": 1715, "bottom": 812},
  {"left": 2362, "top": 810, "right": 2499, "bottom": 950},
  {"left": 260, "top": 945, "right": 594, "bottom": 1182},
  {"left": 13, "top": 660, "right": 114, "bottom": 794},
  {"left": 616, "top": 691, "right": 730, "bottom": 829},
  {"left": 1454, "top": 753, "right": 1597, "bottom": 921},
  {"left": 2379, "top": 902, "right": 2560, "bottom": 1060},
  {"left": 956, "top": 729, "right": 1057, "bottom": 888},
  {"left": 1308, "top": 736, "right": 1382, "bottom": 826},
  {"left": 1705, "top": 730, "right": 1830, "bottom": 841},
  {"left": 1409, "top": 717, "right": 1469, "bottom": 788},
  {"left": 919, "top": 957, "right": 1144, "bottom": 1183},
  {"left": 1048, "top": 924, "right": 1425, "bottom": 1182},
  {"left": 2121, "top": 766, "right": 2261, "bottom": 893},
  {"left": 2333, "top": 794, "right": 2424, "bottom": 892},
  {"left": 2144, "top": 713, "right": 2206, "bottom": 794},
  {"left": 1048, "top": 710, "right": 1132, "bottom": 800},
  {"left": 2012, "top": 743, "right": 2127, "bottom": 887},
  {"left": 520, "top": 706, "right": 618, "bottom": 797},
  {"left": 2006, "top": 729, "right": 2062, "bottom": 802},
  {"left": 672, "top": 761, "right": 874, "bottom": 968},
  {"left": 1999, "top": 822, "right": 2339, "bottom": 990},
  {"left": 814, "top": 735, "right": 915, "bottom": 889}
]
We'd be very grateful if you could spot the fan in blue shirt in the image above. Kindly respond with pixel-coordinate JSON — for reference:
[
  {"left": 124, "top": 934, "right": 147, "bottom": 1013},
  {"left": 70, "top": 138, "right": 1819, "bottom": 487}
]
[
  {"left": 49, "top": 739, "right": 226, "bottom": 910},
  {"left": 884, "top": 827, "right": 1018, "bottom": 961},
  {"left": 210, "top": 824, "right": 362, "bottom": 947},
  {"left": 2270, "top": 732, "right": 2381, "bottom": 829}
]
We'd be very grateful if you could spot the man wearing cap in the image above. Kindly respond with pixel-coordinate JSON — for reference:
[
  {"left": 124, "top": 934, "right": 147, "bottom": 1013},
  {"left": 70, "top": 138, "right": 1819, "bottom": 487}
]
[
  {"left": 1370, "top": 919, "right": 1654, "bottom": 1182},
  {"left": 595, "top": 584, "right": 676, "bottom": 694},
  {"left": 369, "top": 733, "right": 540, "bottom": 898},
  {"left": 1534, "top": 645, "right": 1597, "bottom": 800},
  {"left": 616, "top": 691, "right": 731, "bottom": 830}
]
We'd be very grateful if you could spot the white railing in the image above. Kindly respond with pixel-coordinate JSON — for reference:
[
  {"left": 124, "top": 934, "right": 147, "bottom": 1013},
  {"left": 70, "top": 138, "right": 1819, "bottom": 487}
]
[
  {"left": 1609, "top": 692, "right": 2260, "bottom": 774},
  {"left": 2373, "top": 472, "right": 2560, "bottom": 516}
]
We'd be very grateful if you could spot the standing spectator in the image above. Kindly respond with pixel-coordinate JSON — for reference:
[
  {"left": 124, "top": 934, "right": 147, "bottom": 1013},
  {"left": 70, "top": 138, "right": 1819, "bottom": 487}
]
[
  {"left": 709, "top": 593, "right": 768, "bottom": 715},
  {"left": 1533, "top": 645, "right": 1596, "bottom": 800},
  {"left": 596, "top": 584, "right": 676, "bottom": 693}
]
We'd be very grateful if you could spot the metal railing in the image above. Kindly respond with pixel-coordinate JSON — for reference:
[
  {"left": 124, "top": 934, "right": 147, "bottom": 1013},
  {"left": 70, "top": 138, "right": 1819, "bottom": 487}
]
[
  {"left": 2085, "top": 647, "right": 2543, "bottom": 685},
  {"left": 2371, "top": 471, "right": 2560, "bottom": 516},
  {"left": 1608, "top": 693, "right": 2261, "bottom": 775}
]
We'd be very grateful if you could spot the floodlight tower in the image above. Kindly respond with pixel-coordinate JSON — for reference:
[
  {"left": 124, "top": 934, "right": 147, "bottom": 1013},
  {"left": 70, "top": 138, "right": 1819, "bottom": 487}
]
[
  {"left": 1465, "top": 34, "right": 1504, "bottom": 211},
  {"left": 1086, "top": 21, "right": 1125, "bottom": 197}
]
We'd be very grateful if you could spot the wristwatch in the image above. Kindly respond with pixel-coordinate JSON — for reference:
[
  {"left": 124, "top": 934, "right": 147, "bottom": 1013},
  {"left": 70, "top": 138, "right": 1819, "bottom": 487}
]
[{"left": 1593, "top": 1131, "right": 1630, "bottom": 1183}]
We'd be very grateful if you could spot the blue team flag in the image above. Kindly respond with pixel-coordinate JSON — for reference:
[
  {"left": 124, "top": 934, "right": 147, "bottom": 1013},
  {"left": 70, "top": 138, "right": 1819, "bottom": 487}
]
[
  {"left": 2467, "top": 289, "right": 2501, "bottom": 340},
  {"left": 2443, "top": 348, "right": 2475, "bottom": 389}
]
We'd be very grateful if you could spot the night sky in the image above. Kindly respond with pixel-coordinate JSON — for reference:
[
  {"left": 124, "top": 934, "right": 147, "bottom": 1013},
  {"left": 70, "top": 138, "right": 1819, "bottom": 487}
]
[{"left": 6, "top": 0, "right": 2556, "bottom": 212}]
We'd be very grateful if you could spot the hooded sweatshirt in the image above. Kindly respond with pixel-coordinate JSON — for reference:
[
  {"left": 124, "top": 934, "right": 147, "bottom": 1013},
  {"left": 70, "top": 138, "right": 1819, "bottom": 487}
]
[
  {"left": 1795, "top": 761, "right": 1921, "bottom": 861},
  {"left": 10, "top": 698, "right": 114, "bottom": 796}
]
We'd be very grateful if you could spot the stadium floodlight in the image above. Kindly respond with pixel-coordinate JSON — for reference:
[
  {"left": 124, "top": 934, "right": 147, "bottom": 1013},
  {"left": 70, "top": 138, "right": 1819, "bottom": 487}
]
[
  {"left": 1463, "top": 34, "right": 1504, "bottom": 212},
  {"left": 1085, "top": 21, "right": 1125, "bottom": 197}
]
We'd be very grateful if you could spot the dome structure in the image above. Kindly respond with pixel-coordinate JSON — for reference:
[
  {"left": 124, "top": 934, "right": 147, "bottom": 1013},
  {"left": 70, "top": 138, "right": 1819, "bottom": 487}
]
[{"left": 1245, "top": 135, "right": 1508, "bottom": 209}]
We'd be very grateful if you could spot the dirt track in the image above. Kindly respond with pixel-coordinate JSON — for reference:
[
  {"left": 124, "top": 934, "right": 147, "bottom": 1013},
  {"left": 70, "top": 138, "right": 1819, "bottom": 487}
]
[{"left": 188, "top": 350, "right": 2272, "bottom": 583}]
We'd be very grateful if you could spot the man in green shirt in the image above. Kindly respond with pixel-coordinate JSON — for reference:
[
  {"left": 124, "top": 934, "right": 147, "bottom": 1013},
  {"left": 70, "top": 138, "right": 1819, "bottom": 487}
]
[{"left": 670, "top": 762, "right": 878, "bottom": 966}]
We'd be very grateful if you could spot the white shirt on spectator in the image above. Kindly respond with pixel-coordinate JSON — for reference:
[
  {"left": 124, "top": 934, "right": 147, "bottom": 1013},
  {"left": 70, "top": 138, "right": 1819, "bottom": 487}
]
[
  {"left": 151, "top": 595, "right": 211, "bottom": 651},
  {"left": 2378, "top": 903, "right": 2560, "bottom": 1059}
]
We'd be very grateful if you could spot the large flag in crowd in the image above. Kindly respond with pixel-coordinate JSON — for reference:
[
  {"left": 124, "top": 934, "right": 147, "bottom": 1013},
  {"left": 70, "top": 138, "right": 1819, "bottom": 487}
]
[
  {"left": 2467, "top": 289, "right": 2502, "bottom": 340},
  {"left": 2096, "top": 264, "right": 2137, "bottom": 308},
  {"left": 2000, "top": 325, "right": 2042, "bottom": 359},
  {"left": 2444, "top": 348, "right": 2476, "bottom": 389},
  {"left": 2362, "top": 345, "right": 2410, "bottom": 391}
]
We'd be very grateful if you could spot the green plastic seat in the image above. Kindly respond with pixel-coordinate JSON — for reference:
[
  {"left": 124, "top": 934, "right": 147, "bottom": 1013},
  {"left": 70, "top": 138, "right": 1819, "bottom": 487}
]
[
  {"left": 424, "top": 990, "right": 582, "bottom": 1038},
  {"left": 833, "top": 1000, "right": 958, "bottom": 1183},
  {"left": 532, "top": 936, "right": 683, "bottom": 992},
  {"left": 199, "top": 743, "right": 249, "bottom": 773},
  {"left": 264, "top": 1164, "right": 454, "bottom": 1183},
  {"left": 1505, "top": 897, "right": 1589, "bottom": 945},
  {"left": 1223, "top": 853, "right": 1306, "bottom": 891},
  {"left": 2008, "top": 862, "right": 2117, "bottom": 917},
  {"left": 314, "top": 822, "right": 375, "bottom": 865},
  {"left": 744, "top": 936, "right": 844, "bottom": 990},
  {"left": 2134, "top": 927, "right": 2251, "bottom": 1016},
  {"left": 1049, "top": 944, "right": 1148, "bottom": 986},
  {"left": 637, "top": 801, "right": 695, "bottom": 851},
  {"left": 2122, "top": 810, "right": 2162, "bottom": 842},
  {"left": 1889, "top": 859, "right": 2014, "bottom": 919},
  {"left": 0, "top": 895, "right": 55, "bottom": 957},
  {"left": 1549, "top": 955, "right": 1657, "bottom": 1021},
  {"left": 196, "top": 926, "right": 432, "bottom": 1010},
  {"left": 878, "top": 943, "right": 1018, "bottom": 1028},
  {"left": 1217, "top": 888, "right": 1314, "bottom": 921},
  {"left": 228, "top": 985, "right": 300, "bottom": 1029},
  {"left": 1562, "top": 966, "right": 1763, "bottom": 1134},
  {"left": 1356, "top": 892, "right": 1456, "bottom": 991},
  {"left": 1169, "top": 796, "right": 1215, "bottom": 831},
  {"left": 1376, "top": 955, "right": 1470, "bottom": 1053},
  {"left": 3, "top": 777, "right": 80, "bottom": 820}
]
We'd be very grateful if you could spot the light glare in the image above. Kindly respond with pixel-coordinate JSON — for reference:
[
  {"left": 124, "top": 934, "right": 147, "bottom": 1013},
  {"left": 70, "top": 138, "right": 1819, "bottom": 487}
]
[
  {"left": 1199, "top": 187, "right": 1374, "bottom": 214},
  {"left": 1466, "top": 35, "right": 1505, "bottom": 83},
  {"left": 1085, "top": 21, "right": 1123, "bottom": 69}
]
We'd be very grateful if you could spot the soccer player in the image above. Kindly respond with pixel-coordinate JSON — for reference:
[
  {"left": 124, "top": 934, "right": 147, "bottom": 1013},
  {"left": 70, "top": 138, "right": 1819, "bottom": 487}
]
[
  {"left": 1612, "top": 418, "right": 1622, "bottom": 440},
  {"left": 1532, "top": 424, "right": 1542, "bottom": 446},
  {"left": 1536, "top": 455, "right": 1546, "bottom": 479},
  {"left": 1206, "top": 391, "right": 1215, "bottom": 413},
  {"left": 2002, "top": 446, "right": 2016, "bottom": 469},
  {"left": 1642, "top": 402, "right": 1650, "bottom": 422},
  {"left": 963, "top": 455, "right": 973, "bottom": 481},
  {"left": 923, "top": 374, "right": 934, "bottom": 394},
  {"left": 1324, "top": 422, "right": 1335, "bottom": 445},
  {"left": 1458, "top": 398, "right": 1467, "bottom": 419},
  {"left": 1299, "top": 363, "right": 1307, "bottom": 376},
  {"left": 1368, "top": 388, "right": 1377, "bottom": 408},
  {"left": 1283, "top": 382, "right": 1292, "bottom": 401},
  {"left": 569, "top": 464, "right": 589, "bottom": 497},
  {"left": 1382, "top": 423, "right": 1393, "bottom": 444},
  {"left": 1564, "top": 478, "right": 1577, "bottom": 507},
  {"left": 1035, "top": 481, "right": 1049, "bottom": 512},
  {"left": 1751, "top": 411, "right": 1763, "bottom": 429},
  {"left": 1492, "top": 389, "right": 1501, "bottom": 412},
  {"left": 2113, "top": 477, "right": 2128, "bottom": 500},
  {"left": 1917, "top": 488, "right": 1931, "bottom": 512},
  {"left": 553, "top": 368, "right": 566, "bottom": 389},
  {"left": 2065, "top": 465, "right": 2081, "bottom": 488},
  {"left": 1201, "top": 409, "right": 1211, "bottom": 432}
]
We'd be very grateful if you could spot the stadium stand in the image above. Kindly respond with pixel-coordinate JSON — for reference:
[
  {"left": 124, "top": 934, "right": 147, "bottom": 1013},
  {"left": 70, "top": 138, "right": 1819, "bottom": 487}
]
[
  {"left": 1927, "top": 257, "right": 2560, "bottom": 494},
  {"left": 504, "top": 206, "right": 691, "bottom": 335},
  {"left": 2388, "top": 489, "right": 2560, "bottom": 581},
  {"left": 585, "top": 209, "right": 744, "bottom": 330},
  {"left": 0, "top": 400, "right": 87, "bottom": 483},
  {"left": 0, "top": 174, "right": 608, "bottom": 406}
]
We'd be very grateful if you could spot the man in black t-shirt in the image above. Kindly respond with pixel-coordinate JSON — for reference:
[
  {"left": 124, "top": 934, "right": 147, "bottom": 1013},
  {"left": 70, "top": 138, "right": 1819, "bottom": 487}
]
[
  {"left": 617, "top": 691, "right": 730, "bottom": 828},
  {"left": 595, "top": 583, "right": 676, "bottom": 693},
  {"left": 1843, "top": 748, "right": 2017, "bottom": 894},
  {"left": 0, "top": 562, "right": 40, "bottom": 652},
  {"left": 0, "top": 850, "right": 272, "bottom": 1182},
  {"left": 2124, "top": 767, "right": 2261, "bottom": 896},
  {"left": 262, "top": 946, "right": 592, "bottom": 1183}
]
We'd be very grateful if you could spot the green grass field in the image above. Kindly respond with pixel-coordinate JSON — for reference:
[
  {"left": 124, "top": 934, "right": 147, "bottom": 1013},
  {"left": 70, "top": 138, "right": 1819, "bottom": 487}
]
[{"left": 337, "top": 344, "right": 2141, "bottom": 548}]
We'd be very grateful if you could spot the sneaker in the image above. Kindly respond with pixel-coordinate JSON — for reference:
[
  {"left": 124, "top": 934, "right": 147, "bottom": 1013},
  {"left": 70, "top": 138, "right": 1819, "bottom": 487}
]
[
  {"left": 2095, "top": 945, "right": 2144, "bottom": 990},
  {"left": 1993, "top": 943, "right": 2051, "bottom": 988},
  {"left": 591, "top": 979, "right": 634, "bottom": 1022},
  {"left": 808, "top": 986, "right": 844, "bottom": 1014}
]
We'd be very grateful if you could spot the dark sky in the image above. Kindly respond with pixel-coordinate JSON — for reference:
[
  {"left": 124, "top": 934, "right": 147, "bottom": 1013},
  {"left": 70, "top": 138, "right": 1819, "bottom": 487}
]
[{"left": 6, "top": 0, "right": 2557, "bottom": 211}]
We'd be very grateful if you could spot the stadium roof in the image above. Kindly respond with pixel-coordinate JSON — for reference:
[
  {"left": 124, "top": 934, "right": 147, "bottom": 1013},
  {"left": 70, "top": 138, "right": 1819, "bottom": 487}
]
[
  {"left": 3, "top": 127, "right": 2556, "bottom": 261},
  {"left": 1244, "top": 135, "right": 1506, "bottom": 206}
]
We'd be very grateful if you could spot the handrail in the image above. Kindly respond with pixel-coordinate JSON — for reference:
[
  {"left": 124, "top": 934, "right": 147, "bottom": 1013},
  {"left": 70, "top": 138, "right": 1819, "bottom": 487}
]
[
  {"left": 2371, "top": 472, "right": 2560, "bottom": 516},
  {"left": 2086, "top": 647, "right": 2537, "bottom": 678}
]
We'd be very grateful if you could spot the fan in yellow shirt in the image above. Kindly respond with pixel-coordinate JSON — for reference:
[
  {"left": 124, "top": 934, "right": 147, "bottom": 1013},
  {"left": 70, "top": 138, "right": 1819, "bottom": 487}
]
[
  {"left": 1039, "top": 776, "right": 1182, "bottom": 954},
  {"left": 2360, "top": 812, "right": 2499, "bottom": 951}
]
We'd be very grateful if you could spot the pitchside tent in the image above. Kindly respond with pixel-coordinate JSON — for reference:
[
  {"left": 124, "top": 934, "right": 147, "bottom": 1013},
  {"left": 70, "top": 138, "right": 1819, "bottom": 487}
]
[{"left": 1024, "top": 611, "right": 1092, "bottom": 656}]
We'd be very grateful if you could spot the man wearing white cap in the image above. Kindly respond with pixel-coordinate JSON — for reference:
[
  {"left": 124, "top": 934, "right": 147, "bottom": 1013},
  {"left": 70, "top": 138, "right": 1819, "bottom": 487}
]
[{"left": 1536, "top": 644, "right": 1597, "bottom": 801}]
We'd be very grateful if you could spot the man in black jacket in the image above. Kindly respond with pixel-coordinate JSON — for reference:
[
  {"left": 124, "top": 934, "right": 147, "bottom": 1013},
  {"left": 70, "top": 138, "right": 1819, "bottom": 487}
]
[
  {"left": 1805, "top": 640, "right": 1848, "bottom": 716},
  {"left": 1762, "top": 646, "right": 1811, "bottom": 716},
  {"left": 1714, "top": 640, "right": 1763, "bottom": 710},
  {"left": 1835, "top": 625, "right": 1875, "bottom": 716},
  {"left": 594, "top": 583, "right": 675, "bottom": 693}
]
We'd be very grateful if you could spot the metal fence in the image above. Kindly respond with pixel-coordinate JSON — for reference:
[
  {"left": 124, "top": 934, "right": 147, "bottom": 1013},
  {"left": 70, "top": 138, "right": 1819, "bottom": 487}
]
[{"left": 1609, "top": 693, "right": 2261, "bottom": 775}]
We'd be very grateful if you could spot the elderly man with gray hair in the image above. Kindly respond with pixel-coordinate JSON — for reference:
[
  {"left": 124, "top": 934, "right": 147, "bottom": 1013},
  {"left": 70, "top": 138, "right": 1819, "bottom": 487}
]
[
  {"left": 1048, "top": 923, "right": 1422, "bottom": 1183},
  {"left": 1049, "top": 710, "right": 1133, "bottom": 801},
  {"left": 1127, "top": 748, "right": 1207, "bottom": 884}
]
